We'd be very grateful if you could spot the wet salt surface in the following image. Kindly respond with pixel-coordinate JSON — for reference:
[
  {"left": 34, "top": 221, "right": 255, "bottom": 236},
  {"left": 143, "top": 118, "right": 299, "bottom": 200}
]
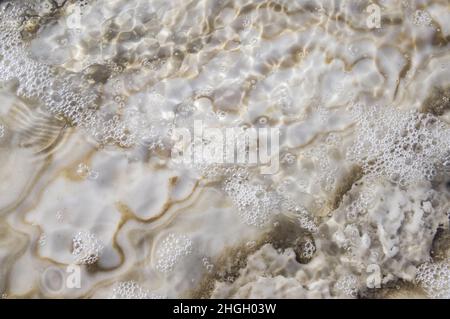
[{"left": 0, "top": 0, "right": 449, "bottom": 299}]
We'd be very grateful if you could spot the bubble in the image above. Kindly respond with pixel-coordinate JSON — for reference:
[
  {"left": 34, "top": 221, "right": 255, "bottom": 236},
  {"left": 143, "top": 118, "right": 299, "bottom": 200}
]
[
  {"left": 201, "top": 256, "right": 215, "bottom": 273},
  {"left": 216, "top": 110, "right": 227, "bottom": 120},
  {"left": 40, "top": 266, "right": 65, "bottom": 294},
  {"left": 72, "top": 231, "right": 104, "bottom": 265},
  {"left": 246, "top": 240, "right": 256, "bottom": 249},
  {"left": 302, "top": 239, "right": 316, "bottom": 259},
  {"left": 257, "top": 116, "right": 268, "bottom": 126},
  {"left": 335, "top": 274, "right": 359, "bottom": 297},
  {"left": 242, "top": 16, "right": 251, "bottom": 28},
  {"left": 87, "top": 169, "right": 99, "bottom": 180},
  {"left": 76, "top": 163, "right": 90, "bottom": 178},
  {"left": 348, "top": 106, "right": 450, "bottom": 185},
  {"left": 413, "top": 10, "right": 432, "bottom": 26},
  {"left": 38, "top": 233, "right": 47, "bottom": 247},
  {"left": 55, "top": 210, "right": 64, "bottom": 222},
  {"left": 223, "top": 169, "right": 281, "bottom": 227},
  {"left": 76, "top": 163, "right": 99, "bottom": 180}
]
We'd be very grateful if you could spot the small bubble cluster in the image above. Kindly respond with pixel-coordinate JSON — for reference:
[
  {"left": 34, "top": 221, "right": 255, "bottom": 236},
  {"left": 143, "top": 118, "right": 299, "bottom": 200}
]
[
  {"left": 348, "top": 106, "right": 450, "bottom": 185},
  {"left": 304, "top": 144, "right": 339, "bottom": 193},
  {"left": 335, "top": 274, "right": 359, "bottom": 297},
  {"left": 442, "top": 151, "right": 450, "bottom": 173},
  {"left": 55, "top": 210, "right": 64, "bottom": 222},
  {"left": 220, "top": 167, "right": 317, "bottom": 230},
  {"left": 345, "top": 187, "right": 376, "bottom": 221},
  {"left": 72, "top": 231, "right": 104, "bottom": 265},
  {"left": 276, "top": 186, "right": 318, "bottom": 232},
  {"left": 416, "top": 260, "right": 450, "bottom": 299},
  {"left": 325, "top": 133, "right": 342, "bottom": 146},
  {"left": 223, "top": 170, "right": 280, "bottom": 227},
  {"left": 281, "top": 152, "right": 296, "bottom": 166},
  {"left": 0, "top": 1, "right": 153, "bottom": 149},
  {"left": 155, "top": 233, "right": 193, "bottom": 273},
  {"left": 413, "top": 10, "right": 432, "bottom": 26},
  {"left": 110, "top": 281, "right": 164, "bottom": 299},
  {"left": 201, "top": 256, "right": 215, "bottom": 273},
  {"left": 76, "top": 163, "right": 99, "bottom": 180},
  {"left": 302, "top": 239, "right": 316, "bottom": 259}
]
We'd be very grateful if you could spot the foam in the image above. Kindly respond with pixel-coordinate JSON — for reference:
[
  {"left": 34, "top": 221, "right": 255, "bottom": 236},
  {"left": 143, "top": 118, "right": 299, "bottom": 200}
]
[
  {"left": 110, "top": 281, "right": 164, "bottom": 299},
  {"left": 335, "top": 274, "right": 359, "bottom": 298},
  {"left": 416, "top": 259, "right": 450, "bottom": 298},
  {"left": 0, "top": 0, "right": 449, "bottom": 299},
  {"left": 72, "top": 231, "right": 104, "bottom": 265},
  {"left": 413, "top": 10, "right": 433, "bottom": 26},
  {"left": 155, "top": 233, "right": 193, "bottom": 273}
]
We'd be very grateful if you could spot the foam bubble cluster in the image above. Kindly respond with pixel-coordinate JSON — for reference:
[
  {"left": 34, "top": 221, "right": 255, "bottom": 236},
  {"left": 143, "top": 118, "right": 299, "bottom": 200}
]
[
  {"left": 348, "top": 106, "right": 450, "bottom": 185},
  {"left": 72, "top": 231, "right": 104, "bottom": 265},
  {"left": 223, "top": 169, "right": 317, "bottom": 230},
  {"left": 335, "top": 274, "right": 359, "bottom": 298},
  {"left": 416, "top": 260, "right": 450, "bottom": 299},
  {"left": 155, "top": 233, "right": 193, "bottom": 273}
]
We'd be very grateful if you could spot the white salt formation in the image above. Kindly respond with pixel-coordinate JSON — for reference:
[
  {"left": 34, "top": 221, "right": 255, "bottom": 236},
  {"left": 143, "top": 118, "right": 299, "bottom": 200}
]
[{"left": 0, "top": 0, "right": 449, "bottom": 299}]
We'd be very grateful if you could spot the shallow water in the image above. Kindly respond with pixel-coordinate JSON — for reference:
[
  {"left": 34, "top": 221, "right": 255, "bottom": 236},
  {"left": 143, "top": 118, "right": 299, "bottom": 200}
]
[{"left": 0, "top": 0, "right": 449, "bottom": 299}]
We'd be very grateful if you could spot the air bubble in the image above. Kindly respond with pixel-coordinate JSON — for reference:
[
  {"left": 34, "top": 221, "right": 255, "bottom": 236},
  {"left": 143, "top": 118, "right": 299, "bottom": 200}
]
[
  {"left": 72, "top": 231, "right": 104, "bottom": 265},
  {"left": 155, "top": 233, "right": 193, "bottom": 273},
  {"left": 110, "top": 281, "right": 164, "bottom": 299}
]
